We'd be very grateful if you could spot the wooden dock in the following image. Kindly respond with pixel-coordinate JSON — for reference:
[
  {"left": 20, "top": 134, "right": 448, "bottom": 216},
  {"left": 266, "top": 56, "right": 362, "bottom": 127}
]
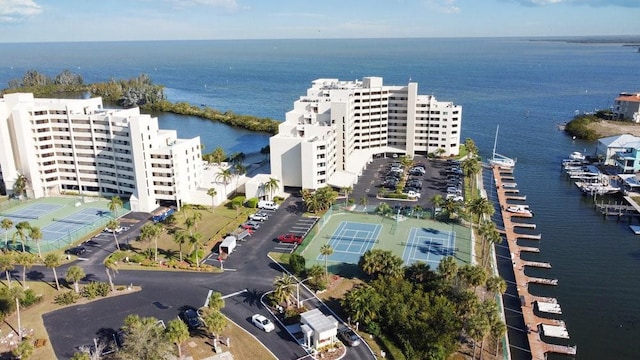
[
  {"left": 522, "top": 260, "right": 552, "bottom": 269},
  {"left": 515, "top": 233, "right": 542, "bottom": 240},
  {"left": 506, "top": 195, "right": 527, "bottom": 201},
  {"left": 512, "top": 222, "right": 536, "bottom": 229},
  {"left": 493, "top": 166, "right": 576, "bottom": 359}
]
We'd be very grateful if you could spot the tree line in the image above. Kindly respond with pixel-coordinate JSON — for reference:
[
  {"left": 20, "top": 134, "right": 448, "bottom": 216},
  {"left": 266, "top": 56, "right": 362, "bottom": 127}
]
[{"left": 2, "top": 70, "right": 280, "bottom": 135}]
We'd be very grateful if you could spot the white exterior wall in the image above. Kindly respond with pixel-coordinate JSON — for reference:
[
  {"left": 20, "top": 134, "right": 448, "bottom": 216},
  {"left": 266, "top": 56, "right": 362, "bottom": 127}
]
[
  {"left": 270, "top": 77, "right": 462, "bottom": 190},
  {"left": 0, "top": 93, "right": 205, "bottom": 213}
]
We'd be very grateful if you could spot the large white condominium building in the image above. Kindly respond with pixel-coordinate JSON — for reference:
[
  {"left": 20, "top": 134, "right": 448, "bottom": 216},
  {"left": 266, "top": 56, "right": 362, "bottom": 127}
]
[
  {"left": 269, "top": 77, "right": 462, "bottom": 190},
  {"left": 0, "top": 93, "right": 206, "bottom": 212}
]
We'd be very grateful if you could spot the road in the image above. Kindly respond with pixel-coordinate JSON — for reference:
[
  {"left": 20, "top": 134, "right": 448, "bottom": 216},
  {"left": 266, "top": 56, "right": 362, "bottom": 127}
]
[{"left": 39, "top": 196, "right": 374, "bottom": 359}]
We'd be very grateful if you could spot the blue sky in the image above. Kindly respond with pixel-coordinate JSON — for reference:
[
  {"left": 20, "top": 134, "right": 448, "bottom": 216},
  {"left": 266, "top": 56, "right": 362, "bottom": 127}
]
[{"left": 0, "top": 0, "right": 638, "bottom": 42}]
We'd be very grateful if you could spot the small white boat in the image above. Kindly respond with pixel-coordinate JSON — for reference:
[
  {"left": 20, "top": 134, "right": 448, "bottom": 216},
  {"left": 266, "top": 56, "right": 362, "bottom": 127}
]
[
  {"left": 506, "top": 205, "right": 532, "bottom": 216},
  {"left": 569, "top": 151, "right": 586, "bottom": 161}
]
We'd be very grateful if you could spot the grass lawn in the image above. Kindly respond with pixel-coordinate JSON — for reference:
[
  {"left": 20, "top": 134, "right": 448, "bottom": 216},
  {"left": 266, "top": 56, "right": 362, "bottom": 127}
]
[{"left": 124, "top": 203, "right": 257, "bottom": 266}]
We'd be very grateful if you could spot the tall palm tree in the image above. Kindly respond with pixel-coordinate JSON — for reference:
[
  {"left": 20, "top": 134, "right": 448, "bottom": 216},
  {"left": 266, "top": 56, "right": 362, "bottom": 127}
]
[
  {"left": 28, "top": 226, "right": 43, "bottom": 258},
  {"left": 0, "top": 252, "right": 14, "bottom": 287},
  {"left": 437, "top": 256, "right": 458, "bottom": 283},
  {"left": 15, "top": 252, "right": 35, "bottom": 288},
  {"left": 490, "top": 317, "right": 507, "bottom": 357},
  {"left": 430, "top": 194, "right": 445, "bottom": 218},
  {"left": 477, "top": 220, "right": 496, "bottom": 267},
  {"left": 320, "top": 244, "right": 334, "bottom": 280},
  {"left": 13, "top": 221, "right": 30, "bottom": 252},
  {"left": 184, "top": 216, "right": 195, "bottom": 236},
  {"left": 1, "top": 218, "right": 13, "bottom": 250},
  {"left": 106, "top": 219, "right": 121, "bottom": 251},
  {"left": 207, "top": 291, "right": 225, "bottom": 311},
  {"left": 66, "top": 265, "right": 85, "bottom": 293},
  {"left": 207, "top": 188, "right": 217, "bottom": 210},
  {"left": 272, "top": 275, "right": 296, "bottom": 308},
  {"left": 172, "top": 230, "right": 187, "bottom": 262},
  {"left": 215, "top": 168, "right": 233, "bottom": 196},
  {"left": 468, "top": 197, "right": 494, "bottom": 226},
  {"left": 104, "top": 257, "right": 118, "bottom": 292},
  {"left": 166, "top": 319, "right": 189, "bottom": 359},
  {"left": 263, "top": 177, "right": 280, "bottom": 200},
  {"left": 341, "top": 186, "right": 352, "bottom": 207},
  {"left": 486, "top": 276, "right": 507, "bottom": 298},
  {"left": 44, "top": 253, "right": 62, "bottom": 291},
  {"left": 139, "top": 223, "right": 162, "bottom": 262},
  {"left": 201, "top": 308, "right": 227, "bottom": 341},
  {"left": 191, "top": 211, "right": 202, "bottom": 231},
  {"left": 108, "top": 195, "right": 123, "bottom": 218},
  {"left": 466, "top": 310, "right": 491, "bottom": 360},
  {"left": 189, "top": 232, "right": 203, "bottom": 269},
  {"left": 13, "top": 174, "right": 28, "bottom": 199}
]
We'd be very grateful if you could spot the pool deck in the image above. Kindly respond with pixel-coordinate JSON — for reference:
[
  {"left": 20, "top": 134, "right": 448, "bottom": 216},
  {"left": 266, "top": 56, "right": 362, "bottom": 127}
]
[{"left": 493, "top": 165, "right": 577, "bottom": 359}]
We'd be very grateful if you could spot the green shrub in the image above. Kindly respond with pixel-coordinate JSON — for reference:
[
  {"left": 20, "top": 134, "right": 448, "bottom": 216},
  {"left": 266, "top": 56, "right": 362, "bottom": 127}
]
[
  {"left": 130, "top": 253, "right": 146, "bottom": 263},
  {"left": 245, "top": 197, "right": 259, "bottom": 208},
  {"left": 81, "top": 282, "right": 110, "bottom": 299},
  {"left": 109, "top": 251, "right": 127, "bottom": 262},
  {"left": 54, "top": 291, "right": 79, "bottom": 305},
  {"left": 187, "top": 249, "right": 205, "bottom": 265},
  {"left": 20, "top": 289, "right": 42, "bottom": 307},
  {"left": 274, "top": 196, "right": 284, "bottom": 202},
  {"left": 289, "top": 254, "right": 306, "bottom": 275}
]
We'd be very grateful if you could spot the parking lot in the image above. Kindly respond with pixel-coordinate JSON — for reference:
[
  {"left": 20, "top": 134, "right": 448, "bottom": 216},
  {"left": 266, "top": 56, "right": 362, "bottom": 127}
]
[{"left": 350, "top": 154, "right": 464, "bottom": 211}]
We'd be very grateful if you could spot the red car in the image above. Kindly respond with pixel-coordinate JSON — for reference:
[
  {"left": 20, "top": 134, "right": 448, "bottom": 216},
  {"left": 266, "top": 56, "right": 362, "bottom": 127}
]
[{"left": 277, "top": 233, "right": 303, "bottom": 244}]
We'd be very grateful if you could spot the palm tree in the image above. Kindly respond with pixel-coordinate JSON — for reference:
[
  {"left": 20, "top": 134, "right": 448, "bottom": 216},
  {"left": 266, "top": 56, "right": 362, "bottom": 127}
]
[
  {"left": 13, "top": 221, "right": 30, "bottom": 252},
  {"left": 172, "top": 230, "right": 187, "bottom": 262},
  {"left": 104, "top": 257, "right": 118, "bottom": 292},
  {"left": 1, "top": 218, "right": 13, "bottom": 250},
  {"left": 15, "top": 252, "right": 35, "bottom": 288},
  {"left": 437, "top": 256, "right": 458, "bottom": 283},
  {"left": 13, "top": 174, "right": 28, "bottom": 199},
  {"left": 229, "top": 152, "right": 246, "bottom": 166},
  {"left": 320, "top": 244, "right": 333, "bottom": 280},
  {"left": 468, "top": 197, "right": 494, "bottom": 226},
  {"left": 189, "top": 232, "right": 203, "bottom": 269},
  {"left": 140, "top": 223, "right": 162, "bottom": 262},
  {"left": 466, "top": 310, "right": 491, "bottom": 360},
  {"left": 464, "top": 138, "right": 479, "bottom": 156},
  {"left": 477, "top": 220, "right": 496, "bottom": 267},
  {"left": 341, "top": 186, "right": 352, "bottom": 207},
  {"left": 486, "top": 276, "right": 507, "bottom": 298},
  {"left": 184, "top": 216, "right": 195, "bottom": 236},
  {"left": 490, "top": 317, "right": 507, "bottom": 357},
  {"left": 263, "top": 177, "right": 280, "bottom": 200},
  {"left": 207, "top": 188, "right": 217, "bottom": 210},
  {"left": 272, "top": 275, "right": 296, "bottom": 307},
  {"left": 191, "top": 211, "right": 202, "bottom": 231},
  {"left": 430, "top": 194, "right": 444, "bottom": 218},
  {"left": 28, "top": 226, "right": 43, "bottom": 258},
  {"left": 215, "top": 168, "right": 233, "bottom": 196},
  {"left": 106, "top": 219, "right": 121, "bottom": 251},
  {"left": 233, "top": 163, "right": 247, "bottom": 195},
  {"left": 359, "top": 196, "right": 368, "bottom": 211},
  {"left": 66, "top": 265, "right": 85, "bottom": 293},
  {"left": 166, "top": 319, "right": 189, "bottom": 359},
  {"left": 442, "top": 197, "right": 462, "bottom": 220},
  {"left": 0, "top": 252, "right": 14, "bottom": 287},
  {"left": 108, "top": 196, "right": 123, "bottom": 218},
  {"left": 201, "top": 308, "right": 227, "bottom": 341},
  {"left": 44, "top": 253, "right": 62, "bottom": 291},
  {"left": 461, "top": 157, "right": 481, "bottom": 196}
]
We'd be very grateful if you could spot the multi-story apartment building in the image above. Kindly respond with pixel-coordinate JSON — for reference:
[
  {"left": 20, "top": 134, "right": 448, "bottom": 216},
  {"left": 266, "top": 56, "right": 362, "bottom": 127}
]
[
  {"left": 269, "top": 77, "right": 462, "bottom": 190},
  {"left": 0, "top": 93, "right": 206, "bottom": 212}
]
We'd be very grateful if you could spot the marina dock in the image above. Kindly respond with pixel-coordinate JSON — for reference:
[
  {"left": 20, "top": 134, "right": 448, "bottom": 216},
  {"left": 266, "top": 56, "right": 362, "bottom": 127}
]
[
  {"left": 512, "top": 222, "right": 536, "bottom": 229},
  {"left": 493, "top": 165, "right": 577, "bottom": 358},
  {"left": 506, "top": 194, "right": 527, "bottom": 201}
]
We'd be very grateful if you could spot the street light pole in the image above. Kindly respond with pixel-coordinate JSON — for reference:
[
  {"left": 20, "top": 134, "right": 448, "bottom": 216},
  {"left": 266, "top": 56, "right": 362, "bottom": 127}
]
[{"left": 296, "top": 276, "right": 313, "bottom": 308}]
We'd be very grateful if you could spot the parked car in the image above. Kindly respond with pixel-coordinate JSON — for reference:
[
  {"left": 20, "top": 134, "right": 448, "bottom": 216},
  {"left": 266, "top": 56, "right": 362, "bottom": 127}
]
[
  {"left": 179, "top": 308, "right": 202, "bottom": 330},
  {"left": 249, "top": 212, "right": 269, "bottom": 222},
  {"left": 446, "top": 193, "right": 464, "bottom": 202},
  {"left": 257, "top": 200, "right": 279, "bottom": 210},
  {"left": 65, "top": 245, "right": 86, "bottom": 256},
  {"left": 277, "top": 233, "right": 303, "bottom": 244},
  {"left": 338, "top": 327, "right": 361, "bottom": 346},
  {"left": 406, "top": 191, "right": 421, "bottom": 199},
  {"left": 241, "top": 221, "right": 261, "bottom": 230},
  {"left": 252, "top": 314, "right": 275, "bottom": 332},
  {"left": 103, "top": 226, "right": 123, "bottom": 234}
]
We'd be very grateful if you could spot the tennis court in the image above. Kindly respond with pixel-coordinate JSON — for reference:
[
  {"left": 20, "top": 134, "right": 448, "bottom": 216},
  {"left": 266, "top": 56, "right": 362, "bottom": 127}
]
[
  {"left": 0, "top": 203, "right": 62, "bottom": 222},
  {"left": 402, "top": 227, "right": 456, "bottom": 267},
  {"left": 42, "top": 208, "right": 112, "bottom": 243},
  {"left": 316, "top": 221, "right": 382, "bottom": 264}
]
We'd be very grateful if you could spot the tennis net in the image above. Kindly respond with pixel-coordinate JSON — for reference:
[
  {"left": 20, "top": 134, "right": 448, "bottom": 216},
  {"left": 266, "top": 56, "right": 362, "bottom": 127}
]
[
  {"left": 0, "top": 212, "right": 39, "bottom": 220},
  {"left": 53, "top": 217, "right": 91, "bottom": 225}
]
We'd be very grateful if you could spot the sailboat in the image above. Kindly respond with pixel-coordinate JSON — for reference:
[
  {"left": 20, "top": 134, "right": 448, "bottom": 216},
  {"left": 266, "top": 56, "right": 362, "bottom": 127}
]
[{"left": 489, "top": 125, "right": 516, "bottom": 168}]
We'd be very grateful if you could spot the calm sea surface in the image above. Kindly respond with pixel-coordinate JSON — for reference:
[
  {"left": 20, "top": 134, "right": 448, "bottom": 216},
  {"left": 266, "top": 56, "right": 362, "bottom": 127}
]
[{"left": 1, "top": 38, "right": 640, "bottom": 359}]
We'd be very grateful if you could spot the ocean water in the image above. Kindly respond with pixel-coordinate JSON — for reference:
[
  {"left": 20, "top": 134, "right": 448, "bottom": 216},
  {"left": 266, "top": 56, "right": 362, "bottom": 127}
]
[{"left": 1, "top": 38, "right": 640, "bottom": 359}]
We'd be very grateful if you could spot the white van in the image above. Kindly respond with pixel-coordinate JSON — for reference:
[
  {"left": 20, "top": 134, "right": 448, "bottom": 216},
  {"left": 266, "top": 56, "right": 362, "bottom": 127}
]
[{"left": 258, "top": 200, "right": 279, "bottom": 210}]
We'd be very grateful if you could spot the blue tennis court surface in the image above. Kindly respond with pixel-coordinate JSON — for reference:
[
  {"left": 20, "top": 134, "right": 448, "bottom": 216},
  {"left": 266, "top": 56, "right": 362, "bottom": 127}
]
[
  {"left": 0, "top": 203, "right": 62, "bottom": 222},
  {"left": 42, "top": 208, "right": 111, "bottom": 243},
  {"left": 402, "top": 227, "right": 455, "bottom": 267},
  {"left": 317, "top": 221, "right": 382, "bottom": 264}
]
